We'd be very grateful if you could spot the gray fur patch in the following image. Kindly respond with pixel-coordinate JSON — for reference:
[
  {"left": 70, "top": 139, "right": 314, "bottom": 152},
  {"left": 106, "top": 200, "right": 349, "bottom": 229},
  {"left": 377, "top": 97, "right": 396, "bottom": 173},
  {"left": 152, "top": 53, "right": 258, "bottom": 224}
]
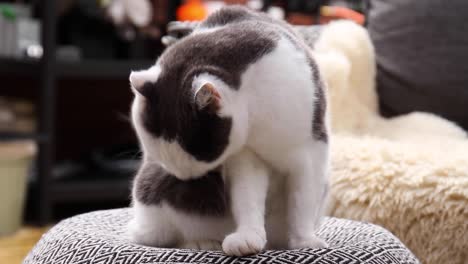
[
  {"left": 160, "top": 20, "right": 279, "bottom": 89},
  {"left": 308, "top": 56, "right": 328, "bottom": 142},
  {"left": 133, "top": 163, "right": 229, "bottom": 216}
]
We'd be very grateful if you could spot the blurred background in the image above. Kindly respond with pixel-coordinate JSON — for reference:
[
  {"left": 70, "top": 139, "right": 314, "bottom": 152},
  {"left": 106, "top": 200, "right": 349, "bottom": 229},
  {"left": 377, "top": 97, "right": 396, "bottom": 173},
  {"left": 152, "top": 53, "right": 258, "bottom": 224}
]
[
  {"left": 0, "top": 0, "right": 366, "bottom": 231},
  {"left": 3, "top": 1, "right": 468, "bottom": 263}
]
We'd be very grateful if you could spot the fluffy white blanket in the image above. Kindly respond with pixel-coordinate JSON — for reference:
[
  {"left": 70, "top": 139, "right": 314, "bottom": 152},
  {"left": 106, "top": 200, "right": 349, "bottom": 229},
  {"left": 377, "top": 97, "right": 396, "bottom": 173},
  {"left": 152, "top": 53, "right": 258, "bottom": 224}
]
[{"left": 315, "top": 21, "right": 468, "bottom": 264}]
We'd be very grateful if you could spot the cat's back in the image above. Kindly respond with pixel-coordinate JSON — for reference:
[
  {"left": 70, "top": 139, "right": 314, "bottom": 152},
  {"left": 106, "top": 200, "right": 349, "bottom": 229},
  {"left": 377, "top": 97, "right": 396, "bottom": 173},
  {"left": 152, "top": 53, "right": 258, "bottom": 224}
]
[
  {"left": 192, "top": 9, "right": 324, "bottom": 155},
  {"left": 196, "top": 6, "right": 306, "bottom": 47},
  {"left": 197, "top": 5, "right": 283, "bottom": 30},
  {"left": 160, "top": 6, "right": 309, "bottom": 91}
]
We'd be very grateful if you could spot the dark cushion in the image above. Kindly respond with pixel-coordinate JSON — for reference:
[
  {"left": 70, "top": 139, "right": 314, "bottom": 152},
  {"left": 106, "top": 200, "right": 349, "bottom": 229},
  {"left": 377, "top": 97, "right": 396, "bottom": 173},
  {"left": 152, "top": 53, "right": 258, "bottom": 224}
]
[
  {"left": 367, "top": 0, "right": 468, "bottom": 130},
  {"left": 23, "top": 208, "right": 420, "bottom": 264}
]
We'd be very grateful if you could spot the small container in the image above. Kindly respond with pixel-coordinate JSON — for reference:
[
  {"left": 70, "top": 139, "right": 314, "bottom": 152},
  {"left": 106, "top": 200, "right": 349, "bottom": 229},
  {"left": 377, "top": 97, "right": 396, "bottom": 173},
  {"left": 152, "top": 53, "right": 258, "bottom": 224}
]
[{"left": 0, "top": 140, "right": 35, "bottom": 236}]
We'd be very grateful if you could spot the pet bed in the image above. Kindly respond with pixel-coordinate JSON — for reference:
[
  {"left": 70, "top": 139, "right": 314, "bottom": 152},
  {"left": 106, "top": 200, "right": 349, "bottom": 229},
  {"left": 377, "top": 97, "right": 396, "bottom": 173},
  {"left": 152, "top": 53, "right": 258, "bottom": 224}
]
[{"left": 23, "top": 208, "right": 419, "bottom": 264}]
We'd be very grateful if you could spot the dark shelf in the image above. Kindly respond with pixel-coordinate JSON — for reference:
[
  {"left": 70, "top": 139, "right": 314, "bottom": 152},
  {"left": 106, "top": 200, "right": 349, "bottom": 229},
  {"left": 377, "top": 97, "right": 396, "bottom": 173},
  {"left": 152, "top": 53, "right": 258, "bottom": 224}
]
[
  {"left": 25, "top": 176, "right": 131, "bottom": 223},
  {"left": 0, "top": 57, "right": 154, "bottom": 79},
  {"left": 6, "top": 0, "right": 181, "bottom": 224},
  {"left": 0, "top": 132, "right": 44, "bottom": 142},
  {"left": 51, "top": 178, "right": 131, "bottom": 202},
  {"left": 0, "top": 57, "right": 40, "bottom": 75}
]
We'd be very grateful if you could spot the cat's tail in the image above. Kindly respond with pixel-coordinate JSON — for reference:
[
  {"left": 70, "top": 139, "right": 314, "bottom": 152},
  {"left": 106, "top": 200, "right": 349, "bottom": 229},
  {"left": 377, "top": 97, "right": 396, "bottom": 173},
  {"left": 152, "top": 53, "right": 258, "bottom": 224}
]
[{"left": 314, "top": 20, "right": 378, "bottom": 113}]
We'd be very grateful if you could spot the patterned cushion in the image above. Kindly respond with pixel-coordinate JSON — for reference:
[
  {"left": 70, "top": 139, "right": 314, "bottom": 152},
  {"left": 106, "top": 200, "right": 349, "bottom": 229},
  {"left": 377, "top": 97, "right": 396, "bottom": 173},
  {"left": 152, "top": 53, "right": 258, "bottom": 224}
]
[{"left": 23, "top": 208, "right": 420, "bottom": 264}]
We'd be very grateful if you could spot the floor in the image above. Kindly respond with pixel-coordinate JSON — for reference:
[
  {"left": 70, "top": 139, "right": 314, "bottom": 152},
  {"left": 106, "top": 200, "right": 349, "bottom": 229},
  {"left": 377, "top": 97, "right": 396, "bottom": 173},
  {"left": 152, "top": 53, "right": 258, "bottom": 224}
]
[{"left": 0, "top": 227, "right": 48, "bottom": 264}]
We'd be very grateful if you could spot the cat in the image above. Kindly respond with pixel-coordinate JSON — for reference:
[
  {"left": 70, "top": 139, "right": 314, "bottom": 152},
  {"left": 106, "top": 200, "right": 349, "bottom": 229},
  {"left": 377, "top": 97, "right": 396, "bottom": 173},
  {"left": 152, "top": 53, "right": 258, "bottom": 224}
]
[{"left": 128, "top": 6, "right": 329, "bottom": 256}]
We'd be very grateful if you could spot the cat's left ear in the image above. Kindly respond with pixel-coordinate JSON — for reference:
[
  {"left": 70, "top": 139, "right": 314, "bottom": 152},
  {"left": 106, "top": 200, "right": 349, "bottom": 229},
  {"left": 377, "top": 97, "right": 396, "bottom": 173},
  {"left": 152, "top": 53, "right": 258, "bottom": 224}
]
[
  {"left": 129, "top": 66, "right": 160, "bottom": 96},
  {"left": 129, "top": 71, "right": 147, "bottom": 94},
  {"left": 194, "top": 82, "right": 221, "bottom": 112}
]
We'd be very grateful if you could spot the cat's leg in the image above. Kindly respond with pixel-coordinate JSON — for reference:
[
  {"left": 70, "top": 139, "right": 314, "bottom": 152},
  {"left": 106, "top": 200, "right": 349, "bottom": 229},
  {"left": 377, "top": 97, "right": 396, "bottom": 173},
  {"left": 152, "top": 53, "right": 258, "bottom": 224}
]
[
  {"left": 286, "top": 140, "right": 329, "bottom": 249},
  {"left": 128, "top": 200, "right": 179, "bottom": 247},
  {"left": 264, "top": 173, "right": 289, "bottom": 249},
  {"left": 180, "top": 240, "right": 222, "bottom": 251},
  {"left": 222, "top": 149, "right": 269, "bottom": 256}
]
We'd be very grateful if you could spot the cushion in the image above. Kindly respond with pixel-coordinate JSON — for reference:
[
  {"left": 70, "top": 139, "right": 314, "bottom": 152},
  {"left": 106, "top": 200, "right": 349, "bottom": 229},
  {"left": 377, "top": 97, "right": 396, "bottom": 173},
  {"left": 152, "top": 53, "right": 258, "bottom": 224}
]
[
  {"left": 23, "top": 208, "right": 419, "bottom": 264},
  {"left": 367, "top": 0, "right": 468, "bottom": 130}
]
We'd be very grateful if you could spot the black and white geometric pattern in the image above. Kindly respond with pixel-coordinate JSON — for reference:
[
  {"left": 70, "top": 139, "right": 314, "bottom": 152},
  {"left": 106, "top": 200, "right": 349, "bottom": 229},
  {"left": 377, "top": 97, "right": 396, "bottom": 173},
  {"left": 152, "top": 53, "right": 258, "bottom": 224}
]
[{"left": 23, "top": 208, "right": 420, "bottom": 264}]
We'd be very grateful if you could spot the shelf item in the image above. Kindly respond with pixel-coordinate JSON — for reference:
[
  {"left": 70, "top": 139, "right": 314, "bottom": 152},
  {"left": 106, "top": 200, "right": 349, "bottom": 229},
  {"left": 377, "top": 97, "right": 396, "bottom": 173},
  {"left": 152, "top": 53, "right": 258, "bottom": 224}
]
[
  {"left": 0, "top": 3, "right": 40, "bottom": 59},
  {"left": 0, "top": 140, "right": 36, "bottom": 235},
  {"left": 0, "top": 96, "right": 36, "bottom": 138}
]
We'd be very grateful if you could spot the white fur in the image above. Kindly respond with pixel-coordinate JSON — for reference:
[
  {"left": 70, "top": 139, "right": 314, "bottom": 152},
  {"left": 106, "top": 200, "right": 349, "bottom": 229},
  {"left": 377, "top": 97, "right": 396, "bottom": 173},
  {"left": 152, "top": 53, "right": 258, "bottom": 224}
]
[
  {"left": 314, "top": 21, "right": 468, "bottom": 264},
  {"left": 129, "top": 30, "right": 329, "bottom": 255},
  {"left": 222, "top": 149, "right": 269, "bottom": 255},
  {"left": 130, "top": 65, "right": 161, "bottom": 90},
  {"left": 230, "top": 37, "right": 329, "bottom": 250}
]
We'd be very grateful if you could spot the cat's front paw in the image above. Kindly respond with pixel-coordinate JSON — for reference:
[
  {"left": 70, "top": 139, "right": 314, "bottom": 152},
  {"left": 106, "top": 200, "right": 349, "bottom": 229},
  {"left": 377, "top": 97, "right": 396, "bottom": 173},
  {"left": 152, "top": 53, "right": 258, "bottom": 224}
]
[
  {"left": 289, "top": 235, "right": 328, "bottom": 249},
  {"left": 222, "top": 228, "right": 266, "bottom": 256}
]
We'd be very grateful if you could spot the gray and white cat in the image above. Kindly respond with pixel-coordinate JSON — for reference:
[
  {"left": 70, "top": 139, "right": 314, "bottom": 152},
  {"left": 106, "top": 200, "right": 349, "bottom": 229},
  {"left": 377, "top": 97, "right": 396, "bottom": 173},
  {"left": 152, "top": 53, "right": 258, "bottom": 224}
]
[{"left": 128, "top": 6, "right": 329, "bottom": 256}]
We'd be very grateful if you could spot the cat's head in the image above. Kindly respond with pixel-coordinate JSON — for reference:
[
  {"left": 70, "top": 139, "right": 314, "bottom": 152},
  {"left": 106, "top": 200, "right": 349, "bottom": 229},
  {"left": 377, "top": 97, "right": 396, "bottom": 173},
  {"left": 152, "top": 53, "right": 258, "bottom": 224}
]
[{"left": 130, "top": 63, "right": 245, "bottom": 180}]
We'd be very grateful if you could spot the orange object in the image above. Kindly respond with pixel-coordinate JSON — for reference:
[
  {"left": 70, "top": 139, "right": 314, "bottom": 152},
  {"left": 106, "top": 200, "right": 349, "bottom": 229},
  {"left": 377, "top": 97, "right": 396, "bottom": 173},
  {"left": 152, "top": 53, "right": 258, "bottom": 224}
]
[
  {"left": 287, "top": 13, "right": 315, "bottom": 25},
  {"left": 176, "top": 0, "right": 207, "bottom": 21},
  {"left": 321, "top": 6, "right": 365, "bottom": 25}
]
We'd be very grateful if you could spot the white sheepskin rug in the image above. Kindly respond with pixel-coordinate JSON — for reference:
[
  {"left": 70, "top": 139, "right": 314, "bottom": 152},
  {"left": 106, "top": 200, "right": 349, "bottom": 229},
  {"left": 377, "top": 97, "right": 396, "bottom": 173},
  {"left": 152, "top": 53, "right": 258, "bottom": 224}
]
[
  {"left": 329, "top": 135, "right": 468, "bottom": 264},
  {"left": 314, "top": 21, "right": 468, "bottom": 264}
]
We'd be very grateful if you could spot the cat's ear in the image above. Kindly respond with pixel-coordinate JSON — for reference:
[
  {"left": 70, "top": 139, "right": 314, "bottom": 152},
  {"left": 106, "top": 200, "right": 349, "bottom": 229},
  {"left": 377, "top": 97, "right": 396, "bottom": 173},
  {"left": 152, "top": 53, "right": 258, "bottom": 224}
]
[
  {"left": 129, "top": 71, "right": 147, "bottom": 95},
  {"left": 129, "top": 66, "right": 160, "bottom": 96},
  {"left": 194, "top": 82, "right": 221, "bottom": 112}
]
